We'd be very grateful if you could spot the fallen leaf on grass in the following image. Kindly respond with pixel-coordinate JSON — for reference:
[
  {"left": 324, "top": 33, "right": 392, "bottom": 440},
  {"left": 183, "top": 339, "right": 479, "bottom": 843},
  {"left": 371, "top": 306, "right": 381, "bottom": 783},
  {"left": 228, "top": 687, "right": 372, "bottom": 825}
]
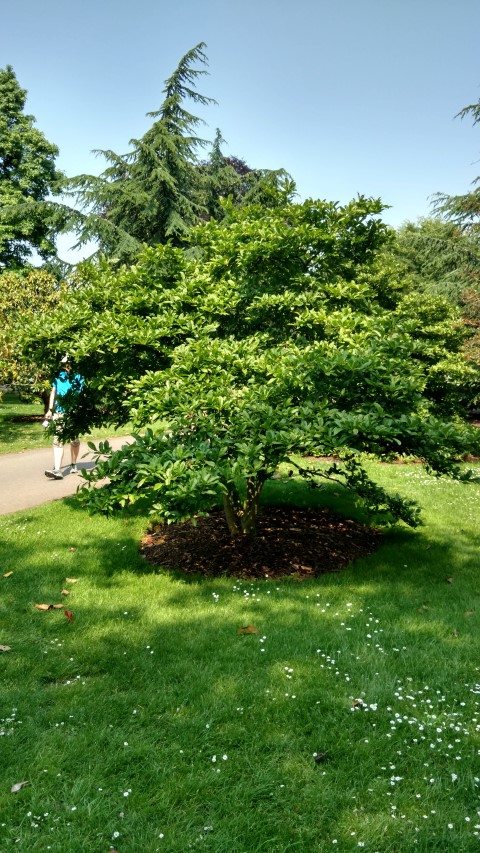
[
  {"left": 292, "top": 563, "right": 313, "bottom": 573},
  {"left": 464, "top": 610, "right": 474, "bottom": 617},
  {"left": 67, "top": 548, "right": 77, "bottom": 552},
  {"left": 35, "top": 603, "right": 63, "bottom": 611},
  {"left": 452, "top": 628, "right": 459, "bottom": 638},
  {"left": 11, "top": 781, "right": 29, "bottom": 793},
  {"left": 64, "top": 610, "right": 73, "bottom": 623},
  {"left": 61, "top": 589, "right": 70, "bottom": 596},
  {"left": 3, "top": 571, "right": 13, "bottom": 578},
  {"left": 446, "top": 577, "right": 454, "bottom": 584},
  {"left": 237, "top": 625, "right": 258, "bottom": 635},
  {"left": 65, "top": 577, "right": 78, "bottom": 583},
  {"left": 0, "top": 645, "right": 12, "bottom": 652}
]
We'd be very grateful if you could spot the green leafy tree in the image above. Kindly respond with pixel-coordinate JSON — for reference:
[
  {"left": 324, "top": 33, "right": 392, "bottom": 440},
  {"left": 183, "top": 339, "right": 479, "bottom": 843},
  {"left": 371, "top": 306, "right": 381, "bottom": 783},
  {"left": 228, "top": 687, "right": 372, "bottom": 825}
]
[
  {"left": 0, "top": 65, "right": 65, "bottom": 268},
  {"left": 21, "top": 197, "right": 480, "bottom": 535},
  {"left": 394, "top": 290, "right": 478, "bottom": 413},
  {"left": 0, "top": 268, "right": 66, "bottom": 409}
]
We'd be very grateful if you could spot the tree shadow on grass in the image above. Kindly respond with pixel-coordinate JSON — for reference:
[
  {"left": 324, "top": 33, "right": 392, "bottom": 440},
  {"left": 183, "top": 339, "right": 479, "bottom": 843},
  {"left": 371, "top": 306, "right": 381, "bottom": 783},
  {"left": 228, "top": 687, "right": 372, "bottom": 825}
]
[
  {"left": 2, "top": 470, "right": 478, "bottom": 608},
  {"left": 1, "top": 493, "right": 479, "bottom": 853}
]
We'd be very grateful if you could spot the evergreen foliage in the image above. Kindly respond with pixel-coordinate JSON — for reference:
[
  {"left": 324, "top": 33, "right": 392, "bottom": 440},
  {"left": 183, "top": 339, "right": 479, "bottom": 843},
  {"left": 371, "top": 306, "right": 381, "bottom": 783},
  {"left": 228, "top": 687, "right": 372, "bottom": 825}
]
[
  {"left": 394, "top": 219, "right": 480, "bottom": 371},
  {"left": 395, "top": 218, "right": 480, "bottom": 300},
  {"left": 61, "top": 44, "right": 293, "bottom": 261},
  {"left": 199, "top": 129, "right": 296, "bottom": 222},
  {"left": 62, "top": 43, "right": 214, "bottom": 259},
  {"left": 432, "top": 98, "right": 480, "bottom": 231}
]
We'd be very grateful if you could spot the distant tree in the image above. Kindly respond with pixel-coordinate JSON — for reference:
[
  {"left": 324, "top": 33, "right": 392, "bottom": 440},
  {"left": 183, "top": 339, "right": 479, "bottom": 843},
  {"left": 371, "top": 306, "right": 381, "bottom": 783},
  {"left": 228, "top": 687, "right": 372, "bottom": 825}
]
[
  {"left": 433, "top": 97, "right": 480, "bottom": 231},
  {"left": 61, "top": 43, "right": 215, "bottom": 260},
  {"left": 199, "top": 129, "right": 296, "bottom": 221},
  {"left": 0, "top": 267, "right": 66, "bottom": 409},
  {"left": 394, "top": 219, "right": 480, "bottom": 372},
  {"left": 0, "top": 65, "right": 65, "bottom": 268},
  {"left": 21, "top": 197, "right": 480, "bottom": 535},
  {"left": 61, "top": 45, "right": 293, "bottom": 261},
  {"left": 395, "top": 218, "right": 480, "bottom": 300},
  {"left": 459, "top": 287, "right": 480, "bottom": 368},
  {"left": 460, "top": 288, "right": 480, "bottom": 366}
]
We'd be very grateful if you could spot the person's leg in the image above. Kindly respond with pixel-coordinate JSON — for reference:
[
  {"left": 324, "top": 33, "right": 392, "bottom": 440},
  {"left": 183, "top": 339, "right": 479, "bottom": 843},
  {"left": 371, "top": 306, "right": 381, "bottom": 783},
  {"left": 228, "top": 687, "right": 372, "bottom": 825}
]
[
  {"left": 70, "top": 439, "right": 80, "bottom": 472},
  {"left": 45, "top": 435, "right": 64, "bottom": 479},
  {"left": 53, "top": 438, "right": 64, "bottom": 472},
  {"left": 45, "top": 416, "right": 64, "bottom": 479}
]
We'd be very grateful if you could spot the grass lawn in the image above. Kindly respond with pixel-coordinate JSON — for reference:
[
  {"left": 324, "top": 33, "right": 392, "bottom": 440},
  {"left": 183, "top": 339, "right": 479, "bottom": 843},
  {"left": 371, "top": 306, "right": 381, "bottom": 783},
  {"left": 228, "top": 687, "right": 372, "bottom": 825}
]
[
  {"left": 0, "top": 392, "right": 131, "bottom": 454},
  {"left": 0, "top": 463, "right": 479, "bottom": 852}
]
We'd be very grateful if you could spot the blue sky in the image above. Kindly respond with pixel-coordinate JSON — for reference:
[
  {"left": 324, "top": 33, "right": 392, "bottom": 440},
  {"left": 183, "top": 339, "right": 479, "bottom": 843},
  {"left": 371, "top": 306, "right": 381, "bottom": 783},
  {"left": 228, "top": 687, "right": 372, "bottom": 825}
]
[{"left": 2, "top": 0, "right": 479, "bottom": 260}]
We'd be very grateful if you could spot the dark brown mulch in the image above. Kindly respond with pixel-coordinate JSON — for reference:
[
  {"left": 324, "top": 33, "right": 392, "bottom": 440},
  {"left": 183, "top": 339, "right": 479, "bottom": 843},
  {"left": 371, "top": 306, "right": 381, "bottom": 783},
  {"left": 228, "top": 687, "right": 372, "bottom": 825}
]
[
  {"left": 140, "top": 506, "right": 382, "bottom": 580},
  {"left": 7, "top": 414, "right": 43, "bottom": 423}
]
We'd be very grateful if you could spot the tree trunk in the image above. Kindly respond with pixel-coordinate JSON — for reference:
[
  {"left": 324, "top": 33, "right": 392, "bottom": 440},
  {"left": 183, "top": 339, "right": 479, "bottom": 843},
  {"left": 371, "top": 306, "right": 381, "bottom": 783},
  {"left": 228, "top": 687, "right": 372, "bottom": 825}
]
[
  {"left": 240, "top": 476, "right": 264, "bottom": 535},
  {"left": 222, "top": 492, "right": 242, "bottom": 538},
  {"left": 40, "top": 389, "right": 51, "bottom": 415},
  {"left": 222, "top": 475, "right": 267, "bottom": 538}
]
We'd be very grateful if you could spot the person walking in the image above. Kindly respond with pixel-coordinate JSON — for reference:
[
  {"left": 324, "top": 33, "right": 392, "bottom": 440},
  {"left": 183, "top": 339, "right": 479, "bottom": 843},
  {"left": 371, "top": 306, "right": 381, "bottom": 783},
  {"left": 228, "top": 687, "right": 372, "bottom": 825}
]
[{"left": 44, "top": 357, "right": 83, "bottom": 480}]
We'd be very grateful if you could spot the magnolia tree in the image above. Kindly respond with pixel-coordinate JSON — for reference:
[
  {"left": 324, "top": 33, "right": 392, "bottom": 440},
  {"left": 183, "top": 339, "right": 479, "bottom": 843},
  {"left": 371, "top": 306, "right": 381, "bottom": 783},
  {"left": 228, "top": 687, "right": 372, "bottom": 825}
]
[{"left": 23, "top": 197, "right": 480, "bottom": 534}]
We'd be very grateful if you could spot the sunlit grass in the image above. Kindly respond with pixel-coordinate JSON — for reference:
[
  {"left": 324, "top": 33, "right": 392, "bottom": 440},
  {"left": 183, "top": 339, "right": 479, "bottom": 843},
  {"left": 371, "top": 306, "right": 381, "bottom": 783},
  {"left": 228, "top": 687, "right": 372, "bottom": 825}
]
[
  {"left": 0, "top": 392, "right": 131, "bottom": 454},
  {"left": 0, "top": 463, "right": 479, "bottom": 852}
]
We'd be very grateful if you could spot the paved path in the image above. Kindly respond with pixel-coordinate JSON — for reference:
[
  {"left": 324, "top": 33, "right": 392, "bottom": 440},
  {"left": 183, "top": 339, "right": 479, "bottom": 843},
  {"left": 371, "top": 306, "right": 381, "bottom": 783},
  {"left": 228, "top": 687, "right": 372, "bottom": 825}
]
[{"left": 0, "top": 436, "right": 132, "bottom": 516}]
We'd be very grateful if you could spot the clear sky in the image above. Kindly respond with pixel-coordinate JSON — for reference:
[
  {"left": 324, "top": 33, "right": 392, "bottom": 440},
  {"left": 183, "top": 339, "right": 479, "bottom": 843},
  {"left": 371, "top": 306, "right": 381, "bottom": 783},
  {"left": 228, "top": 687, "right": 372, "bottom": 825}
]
[{"left": 2, "top": 0, "right": 479, "bottom": 261}]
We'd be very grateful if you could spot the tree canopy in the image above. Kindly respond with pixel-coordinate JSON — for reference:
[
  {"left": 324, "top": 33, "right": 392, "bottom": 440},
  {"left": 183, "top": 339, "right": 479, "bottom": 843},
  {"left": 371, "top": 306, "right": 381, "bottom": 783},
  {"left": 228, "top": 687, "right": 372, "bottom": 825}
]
[
  {"left": 0, "top": 267, "right": 66, "bottom": 407},
  {"left": 0, "top": 65, "right": 64, "bottom": 268},
  {"left": 199, "top": 129, "right": 296, "bottom": 222},
  {"left": 395, "top": 218, "right": 480, "bottom": 300},
  {"left": 22, "top": 196, "right": 480, "bottom": 534},
  {"left": 394, "top": 218, "right": 480, "bottom": 372}
]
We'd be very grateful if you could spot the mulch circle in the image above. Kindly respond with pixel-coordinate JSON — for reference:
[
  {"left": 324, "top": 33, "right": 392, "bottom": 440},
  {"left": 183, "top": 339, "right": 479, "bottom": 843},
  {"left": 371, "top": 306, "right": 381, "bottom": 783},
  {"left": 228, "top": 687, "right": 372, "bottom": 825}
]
[
  {"left": 140, "top": 505, "right": 382, "bottom": 580},
  {"left": 7, "top": 415, "right": 43, "bottom": 423}
]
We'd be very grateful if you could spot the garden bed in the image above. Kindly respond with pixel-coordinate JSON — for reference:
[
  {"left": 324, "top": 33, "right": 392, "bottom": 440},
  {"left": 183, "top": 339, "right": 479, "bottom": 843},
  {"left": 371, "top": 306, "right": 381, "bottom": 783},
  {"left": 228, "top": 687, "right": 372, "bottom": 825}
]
[{"left": 141, "top": 505, "right": 382, "bottom": 579}]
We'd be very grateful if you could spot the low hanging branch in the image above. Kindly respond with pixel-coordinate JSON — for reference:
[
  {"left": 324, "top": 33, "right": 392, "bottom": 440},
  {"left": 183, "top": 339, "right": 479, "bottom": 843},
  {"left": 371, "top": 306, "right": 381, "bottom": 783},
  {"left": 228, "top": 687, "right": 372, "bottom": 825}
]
[{"left": 288, "top": 454, "right": 422, "bottom": 528}]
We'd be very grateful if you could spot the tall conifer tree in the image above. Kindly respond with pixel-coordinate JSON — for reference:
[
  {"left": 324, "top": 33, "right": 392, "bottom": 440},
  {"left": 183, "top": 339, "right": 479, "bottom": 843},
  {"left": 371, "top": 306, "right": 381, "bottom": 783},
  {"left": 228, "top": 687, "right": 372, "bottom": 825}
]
[
  {"left": 64, "top": 44, "right": 294, "bottom": 260},
  {"left": 433, "top": 98, "right": 480, "bottom": 231},
  {"left": 66, "top": 43, "right": 216, "bottom": 258}
]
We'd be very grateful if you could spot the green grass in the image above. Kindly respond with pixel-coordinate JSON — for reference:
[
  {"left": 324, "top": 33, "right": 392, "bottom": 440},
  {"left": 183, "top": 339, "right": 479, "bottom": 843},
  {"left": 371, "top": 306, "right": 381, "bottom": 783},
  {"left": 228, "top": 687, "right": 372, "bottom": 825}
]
[
  {"left": 0, "top": 464, "right": 479, "bottom": 852},
  {"left": 0, "top": 392, "right": 131, "bottom": 454}
]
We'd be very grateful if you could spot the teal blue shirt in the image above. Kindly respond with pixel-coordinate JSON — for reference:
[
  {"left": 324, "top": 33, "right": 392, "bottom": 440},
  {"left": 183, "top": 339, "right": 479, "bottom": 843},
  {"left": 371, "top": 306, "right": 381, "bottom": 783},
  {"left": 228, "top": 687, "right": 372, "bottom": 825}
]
[{"left": 53, "top": 371, "right": 83, "bottom": 413}]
